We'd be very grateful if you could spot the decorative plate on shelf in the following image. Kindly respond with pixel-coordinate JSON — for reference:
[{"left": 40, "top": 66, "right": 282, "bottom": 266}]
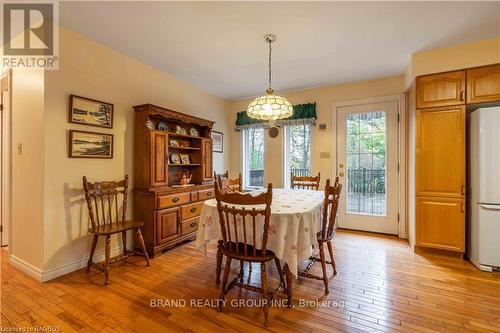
[
  {"left": 157, "top": 121, "right": 168, "bottom": 132},
  {"left": 189, "top": 127, "right": 200, "bottom": 137},
  {"left": 146, "top": 118, "right": 155, "bottom": 130},
  {"left": 175, "top": 125, "right": 187, "bottom": 135},
  {"left": 170, "top": 153, "right": 181, "bottom": 164}
]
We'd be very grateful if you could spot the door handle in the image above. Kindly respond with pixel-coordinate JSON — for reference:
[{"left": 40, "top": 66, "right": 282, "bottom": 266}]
[
  {"left": 460, "top": 91, "right": 465, "bottom": 101},
  {"left": 461, "top": 185, "right": 465, "bottom": 195},
  {"left": 480, "top": 204, "right": 500, "bottom": 210}
]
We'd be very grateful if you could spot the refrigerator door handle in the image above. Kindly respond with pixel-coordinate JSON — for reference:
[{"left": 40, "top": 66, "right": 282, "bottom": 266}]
[{"left": 479, "top": 204, "right": 500, "bottom": 210}]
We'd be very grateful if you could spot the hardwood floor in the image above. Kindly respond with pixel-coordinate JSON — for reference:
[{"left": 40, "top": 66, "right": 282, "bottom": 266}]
[{"left": 2, "top": 230, "right": 500, "bottom": 332}]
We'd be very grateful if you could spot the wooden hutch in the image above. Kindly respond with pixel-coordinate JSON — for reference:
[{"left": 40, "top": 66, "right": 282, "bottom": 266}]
[{"left": 133, "top": 104, "right": 214, "bottom": 257}]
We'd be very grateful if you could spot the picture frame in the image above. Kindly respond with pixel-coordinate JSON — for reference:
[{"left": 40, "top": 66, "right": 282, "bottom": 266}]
[
  {"left": 69, "top": 130, "right": 113, "bottom": 158},
  {"left": 170, "top": 153, "right": 181, "bottom": 164},
  {"left": 69, "top": 95, "right": 113, "bottom": 128},
  {"left": 211, "top": 131, "right": 223, "bottom": 153},
  {"left": 170, "top": 139, "right": 180, "bottom": 147},
  {"left": 180, "top": 154, "right": 190, "bottom": 165}
]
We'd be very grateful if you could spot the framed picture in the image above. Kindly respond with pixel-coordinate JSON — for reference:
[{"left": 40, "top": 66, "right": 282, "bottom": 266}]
[
  {"left": 211, "top": 131, "right": 223, "bottom": 153},
  {"left": 69, "top": 130, "right": 113, "bottom": 158},
  {"left": 69, "top": 95, "right": 113, "bottom": 128},
  {"left": 170, "top": 139, "right": 179, "bottom": 147},
  {"left": 170, "top": 153, "right": 181, "bottom": 164},
  {"left": 180, "top": 154, "right": 190, "bottom": 164}
]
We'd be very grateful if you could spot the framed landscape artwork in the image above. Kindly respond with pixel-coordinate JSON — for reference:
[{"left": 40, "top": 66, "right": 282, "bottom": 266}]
[
  {"left": 69, "top": 95, "right": 114, "bottom": 128},
  {"left": 69, "top": 130, "right": 113, "bottom": 158},
  {"left": 211, "top": 131, "right": 223, "bottom": 153}
]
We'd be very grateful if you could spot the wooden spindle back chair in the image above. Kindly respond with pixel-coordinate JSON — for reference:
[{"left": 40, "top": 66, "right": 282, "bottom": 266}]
[
  {"left": 298, "top": 176, "right": 342, "bottom": 294},
  {"left": 83, "top": 175, "right": 150, "bottom": 285},
  {"left": 291, "top": 172, "right": 321, "bottom": 190},
  {"left": 215, "top": 170, "right": 242, "bottom": 192},
  {"left": 319, "top": 177, "right": 342, "bottom": 241},
  {"left": 215, "top": 182, "right": 284, "bottom": 324}
]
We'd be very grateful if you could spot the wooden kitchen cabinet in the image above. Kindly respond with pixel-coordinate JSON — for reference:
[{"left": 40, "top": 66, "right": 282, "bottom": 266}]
[
  {"left": 150, "top": 131, "right": 168, "bottom": 187},
  {"left": 133, "top": 103, "right": 215, "bottom": 257},
  {"left": 416, "top": 196, "right": 465, "bottom": 252},
  {"left": 467, "top": 64, "right": 500, "bottom": 104},
  {"left": 156, "top": 208, "right": 181, "bottom": 244},
  {"left": 416, "top": 70, "right": 465, "bottom": 108},
  {"left": 416, "top": 106, "right": 465, "bottom": 198},
  {"left": 201, "top": 138, "right": 213, "bottom": 182}
]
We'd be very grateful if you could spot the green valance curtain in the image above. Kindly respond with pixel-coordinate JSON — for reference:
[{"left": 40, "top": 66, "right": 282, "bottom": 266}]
[{"left": 235, "top": 102, "right": 316, "bottom": 131}]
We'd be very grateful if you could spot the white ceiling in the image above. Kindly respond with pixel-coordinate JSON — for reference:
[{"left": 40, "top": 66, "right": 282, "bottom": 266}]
[{"left": 60, "top": 2, "right": 500, "bottom": 100}]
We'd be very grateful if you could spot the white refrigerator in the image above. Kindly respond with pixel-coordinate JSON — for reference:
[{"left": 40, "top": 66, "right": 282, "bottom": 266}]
[{"left": 468, "top": 106, "right": 500, "bottom": 271}]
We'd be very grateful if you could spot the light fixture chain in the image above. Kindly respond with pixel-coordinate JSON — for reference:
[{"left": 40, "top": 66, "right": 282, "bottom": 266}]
[{"left": 268, "top": 39, "right": 272, "bottom": 90}]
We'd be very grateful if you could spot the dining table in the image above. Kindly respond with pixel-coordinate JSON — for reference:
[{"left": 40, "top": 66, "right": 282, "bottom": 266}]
[{"left": 195, "top": 188, "right": 325, "bottom": 305}]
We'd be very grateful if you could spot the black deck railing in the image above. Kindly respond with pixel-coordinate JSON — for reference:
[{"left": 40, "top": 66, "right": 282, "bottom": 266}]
[
  {"left": 248, "top": 168, "right": 312, "bottom": 187},
  {"left": 347, "top": 169, "right": 385, "bottom": 194}
]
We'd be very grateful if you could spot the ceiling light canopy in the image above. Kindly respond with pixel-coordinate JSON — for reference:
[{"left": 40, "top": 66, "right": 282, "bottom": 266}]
[{"left": 247, "top": 34, "right": 293, "bottom": 121}]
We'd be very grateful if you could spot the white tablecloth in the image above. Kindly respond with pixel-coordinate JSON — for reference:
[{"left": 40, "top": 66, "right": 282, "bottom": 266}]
[{"left": 195, "top": 189, "right": 324, "bottom": 277}]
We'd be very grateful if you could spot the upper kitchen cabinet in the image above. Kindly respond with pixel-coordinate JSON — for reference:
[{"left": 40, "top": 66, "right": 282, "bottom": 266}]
[
  {"left": 416, "top": 70, "right": 465, "bottom": 109},
  {"left": 467, "top": 64, "right": 500, "bottom": 104}
]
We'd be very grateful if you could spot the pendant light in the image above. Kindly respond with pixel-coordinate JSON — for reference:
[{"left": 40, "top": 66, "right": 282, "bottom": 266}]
[{"left": 247, "top": 34, "right": 293, "bottom": 120}]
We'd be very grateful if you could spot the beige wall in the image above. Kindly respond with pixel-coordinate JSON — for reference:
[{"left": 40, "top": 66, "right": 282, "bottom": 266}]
[
  {"left": 404, "top": 36, "right": 500, "bottom": 87},
  {"left": 227, "top": 76, "right": 404, "bottom": 188},
  {"left": 11, "top": 70, "right": 45, "bottom": 271},
  {"left": 7, "top": 26, "right": 231, "bottom": 279}
]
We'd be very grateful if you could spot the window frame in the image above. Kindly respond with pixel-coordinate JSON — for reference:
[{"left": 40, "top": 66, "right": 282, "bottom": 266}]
[
  {"left": 283, "top": 124, "right": 313, "bottom": 189},
  {"left": 241, "top": 128, "right": 265, "bottom": 190}
]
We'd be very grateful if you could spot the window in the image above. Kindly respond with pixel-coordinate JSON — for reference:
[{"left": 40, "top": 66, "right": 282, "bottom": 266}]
[
  {"left": 242, "top": 128, "right": 265, "bottom": 189},
  {"left": 284, "top": 124, "right": 312, "bottom": 188},
  {"left": 346, "top": 111, "right": 386, "bottom": 216}
]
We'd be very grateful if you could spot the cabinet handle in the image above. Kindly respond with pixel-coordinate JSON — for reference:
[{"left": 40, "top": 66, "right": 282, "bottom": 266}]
[
  {"left": 190, "top": 221, "right": 197, "bottom": 227},
  {"left": 461, "top": 202, "right": 465, "bottom": 213},
  {"left": 461, "top": 185, "right": 465, "bottom": 195},
  {"left": 172, "top": 197, "right": 180, "bottom": 203},
  {"left": 460, "top": 91, "right": 465, "bottom": 101},
  {"left": 207, "top": 191, "right": 212, "bottom": 196},
  {"left": 190, "top": 207, "right": 197, "bottom": 213}
]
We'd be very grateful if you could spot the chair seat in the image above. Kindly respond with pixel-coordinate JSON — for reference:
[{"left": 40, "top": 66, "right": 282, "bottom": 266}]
[
  {"left": 316, "top": 230, "right": 335, "bottom": 243},
  {"left": 89, "top": 220, "right": 144, "bottom": 235},
  {"left": 222, "top": 242, "right": 276, "bottom": 262}
]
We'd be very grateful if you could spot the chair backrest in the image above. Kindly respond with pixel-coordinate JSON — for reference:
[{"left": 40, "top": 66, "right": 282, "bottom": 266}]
[
  {"left": 83, "top": 175, "right": 129, "bottom": 229},
  {"left": 320, "top": 177, "right": 342, "bottom": 240},
  {"left": 216, "top": 170, "right": 242, "bottom": 192},
  {"left": 215, "top": 182, "right": 273, "bottom": 257},
  {"left": 291, "top": 172, "right": 321, "bottom": 190}
]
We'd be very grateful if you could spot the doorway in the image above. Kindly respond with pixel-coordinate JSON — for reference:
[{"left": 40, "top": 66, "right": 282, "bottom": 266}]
[{"left": 336, "top": 100, "right": 399, "bottom": 235}]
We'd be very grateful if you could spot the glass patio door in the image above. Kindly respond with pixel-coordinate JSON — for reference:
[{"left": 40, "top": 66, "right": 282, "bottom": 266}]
[{"left": 336, "top": 101, "right": 399, "bottom": 234}]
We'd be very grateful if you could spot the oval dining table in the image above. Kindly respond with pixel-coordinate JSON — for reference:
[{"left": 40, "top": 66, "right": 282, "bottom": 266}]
[{"left": 195, "top": 188, "right": 325, "bottom": 305}]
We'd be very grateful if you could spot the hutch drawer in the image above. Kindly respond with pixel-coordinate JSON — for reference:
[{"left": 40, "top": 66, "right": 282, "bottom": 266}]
[
  {"left": 198, "top": 188, "right": 215, "bottom": 200},
  {"left": 181, "top": 217, "right": 200, "bottom": 236},
  {"left": 180, "top": 201, "right": 203, "bottom": 220},
  {"left": 157, "top": 192, "right": 190, "bottom": 209}
]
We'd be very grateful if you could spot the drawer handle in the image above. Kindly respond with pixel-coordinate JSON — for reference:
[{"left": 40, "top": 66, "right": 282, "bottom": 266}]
[
  {"left": 190, "top": 221, "right": 197, "bottom": 227},
  {"left": 207, "top": 191, "right": 212, "bottom": 196},
  {"left": 190, "top": 207, "right": 197, "bottom": 213},
  {"left": 172, "top": 197, "right": 180, "bottom": 203}
]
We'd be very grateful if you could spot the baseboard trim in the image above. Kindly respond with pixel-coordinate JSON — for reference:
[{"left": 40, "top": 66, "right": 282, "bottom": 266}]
[
  {"left": 9, "top": 255, "right": 43, "bottom": 281},
  {"left": 9, "top": 241, "right": 135, "bottom": 282},
  {"left": 41, "top": 243, "right": 133, "bottom": 282}
]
